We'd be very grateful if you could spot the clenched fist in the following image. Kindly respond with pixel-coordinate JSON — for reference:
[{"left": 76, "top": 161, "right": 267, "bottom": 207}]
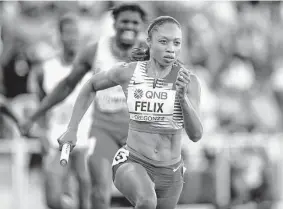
[{"left": 176, "top": 68, "right": 191, "bottom": 101}]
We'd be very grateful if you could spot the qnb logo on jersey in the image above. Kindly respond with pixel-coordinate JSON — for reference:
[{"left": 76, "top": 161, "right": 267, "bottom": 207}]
[
  {"left": 134, "top": 89, "right": 143, "bottom": 99},
  {"left": 145, "top": 91, "right": 168, "bottom": 100}
]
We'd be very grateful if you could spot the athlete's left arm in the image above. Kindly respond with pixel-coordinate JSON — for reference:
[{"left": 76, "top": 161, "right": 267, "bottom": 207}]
[{"left": 180, "top": 74, "right": 203, "bottom": 142}]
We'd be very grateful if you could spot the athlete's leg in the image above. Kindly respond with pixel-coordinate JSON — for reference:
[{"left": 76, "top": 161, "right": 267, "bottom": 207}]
[
  {"left": 179, "top": 133, "right": 194, "bottom": 204},
  {"left": 88, "top": 128, "right": 120, "bottom": 209},
  {"left": 44, "top": 149, "right": 72, "bottom": 209},
  {"left": 61, "top": 171, "right": 76, "bottom": 209},
  {"left": 114, "top": 162, "right": 157, "bottom": 209},
  {"left": 151, "top": 157, "right": 184, "bottom": 209},
  {"left": 156, "top": 182, "right": 183, "bottom": 209},
  {"left": 71, "top": 147, "right": 91, "bottom": 209}
]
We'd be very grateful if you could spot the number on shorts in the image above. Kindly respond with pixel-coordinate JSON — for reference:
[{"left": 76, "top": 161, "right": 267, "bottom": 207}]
[{"left": 112, "top": 148, "right": 129, "bottom": 166}]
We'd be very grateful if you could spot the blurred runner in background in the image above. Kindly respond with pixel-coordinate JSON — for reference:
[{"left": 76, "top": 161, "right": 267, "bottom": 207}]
[{"left": 21, "top": 4, "right": 147, "bottom": 209}]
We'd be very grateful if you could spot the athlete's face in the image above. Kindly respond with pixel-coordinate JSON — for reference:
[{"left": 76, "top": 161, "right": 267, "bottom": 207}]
[
  {"left": 60, "top": 21, "right": 79, "bottom": 52},
  {"left": 149, "top": 23, "right": 182, "bottom": 67},
  {"left": 114, "top": 11, "right": 143, "bottom": 46}
]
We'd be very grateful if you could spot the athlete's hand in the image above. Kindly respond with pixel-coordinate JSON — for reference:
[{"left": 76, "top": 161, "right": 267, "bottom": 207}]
[
  {"left": 57, "top": 128, "right": 77, "bottom": 152},
  {"left": 176, "top": 68, "right": 191, "bottom": 101}
]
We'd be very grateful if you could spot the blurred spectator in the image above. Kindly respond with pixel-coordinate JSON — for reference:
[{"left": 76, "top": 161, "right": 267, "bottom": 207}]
[
  {"left": 216, "top": 54, "right": 257, "bottom": 133},
  {"left": 270, "top": 59, "right": 283, "bottom": 128},
  {"left": 194, "top": 65, "right": 220, "bottom": 133},
  {"left": 230, "top": 147, "right": 273, "bottom": 206},
  {"left": 0, "top": 36, "right": 36, "bottom": 98}
]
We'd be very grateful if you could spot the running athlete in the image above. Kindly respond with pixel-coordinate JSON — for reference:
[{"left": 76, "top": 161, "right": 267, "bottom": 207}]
[
  {"left": 21, "top": 4, "right": 147, "bottom": 209},
  {"left": 25, "top": 14, "right": 92, "bottom": 209},
  {"left": 58, "top": 16, "right": 203, "bottom": 209}
]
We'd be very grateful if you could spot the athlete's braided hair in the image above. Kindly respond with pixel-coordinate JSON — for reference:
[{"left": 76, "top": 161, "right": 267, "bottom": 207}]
[{"left": 131, "top": 16, "right": 182, "bottom": 65}]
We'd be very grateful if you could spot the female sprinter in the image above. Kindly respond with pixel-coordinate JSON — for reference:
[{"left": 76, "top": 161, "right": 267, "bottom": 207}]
[{"left": 58, "top": 16, "right": 203, "bottom": 209}]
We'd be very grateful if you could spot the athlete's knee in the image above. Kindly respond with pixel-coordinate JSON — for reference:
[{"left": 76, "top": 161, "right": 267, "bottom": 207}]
[
  {"left": 87, "top": 152, "right": 100, "bottom": 169},
  {"left": 88, "top": 154, "right": 112, "bottom": 205},
  {"left": 61, "top": 194, "right": 76, "bottom": 209},
  {"left": 135, "top": 196, "right": 157, "bottom": 209},
  {"left": 76, "top": 168, "right": 90, "bottom": 185},
  {"left": 46, "top": 194, "right": 61, "bottom": 209},
  {"left": 90, "top": 174, "right": 112, "bottom": 201},
  {"left": 88, "top": 155, "right": 111, "bottom": 182},
  {"left": 91, "top": 184, "right": 112, "bottom": 206}
]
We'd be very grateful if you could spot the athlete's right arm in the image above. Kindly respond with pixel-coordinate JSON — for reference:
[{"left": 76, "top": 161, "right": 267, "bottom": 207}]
[
  {"left": 29, "top": 43, "right": 98, "bottom": 122},
  {"left": 58, "top": 62, "right": 134, "bottom": 150}
]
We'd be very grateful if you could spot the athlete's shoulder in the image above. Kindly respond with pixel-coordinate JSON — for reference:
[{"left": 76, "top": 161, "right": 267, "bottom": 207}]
[
  {"left": 108, "top": 61, "right": 137, "bottom": 85},
  {"left": 112, "top": 61, "right": 137, "bottom": 77},
  {"left": 116, "top": 61, "right": 138, "bottom": 70}
]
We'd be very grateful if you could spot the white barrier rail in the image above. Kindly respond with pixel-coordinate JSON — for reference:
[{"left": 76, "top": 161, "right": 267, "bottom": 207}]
[{"left": 0, "top": 137, "right": 41, "bottom": 209}]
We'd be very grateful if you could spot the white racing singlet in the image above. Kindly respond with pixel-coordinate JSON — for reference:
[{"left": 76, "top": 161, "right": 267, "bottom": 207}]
[
  {"left": 90, "top": 36, "right": 130, "bottom": 142},
  {"left": 127, "top": 61, "right": 184, "bottom": 134},
  {"left": 43, "top": 57, "right": 93, "bottom": 148},
  {"left": 91, "top": 36, "right": 146, "bottom": 142},
  {"left": 93, "top": 36, "right": 127, "bottom": 113}
]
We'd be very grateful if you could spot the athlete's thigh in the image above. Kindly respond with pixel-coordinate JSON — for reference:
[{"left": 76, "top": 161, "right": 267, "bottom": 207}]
[
  {"left": 44, "top": 149, "right": 68, "bottom": 177},
  {"left": 89, "top": 127, "right": 121, "bottom": 161},
  {"left": 114, "top": 162, "right": 156, "bottom": 205},
  {"left": 44, "top": 150, "right": 69, "bottom": 199},
  {"left": 71, "top": 148, "right": 89, "bottom": 177},
  {"left": 88, "top": 128, "right": 120, "bottom": 185},
  {"left": 44, "top": 172, "right": 64, "bottom": 203},
  {"left": 156, "top": 184, "right": 183, "bottom": 209}
]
